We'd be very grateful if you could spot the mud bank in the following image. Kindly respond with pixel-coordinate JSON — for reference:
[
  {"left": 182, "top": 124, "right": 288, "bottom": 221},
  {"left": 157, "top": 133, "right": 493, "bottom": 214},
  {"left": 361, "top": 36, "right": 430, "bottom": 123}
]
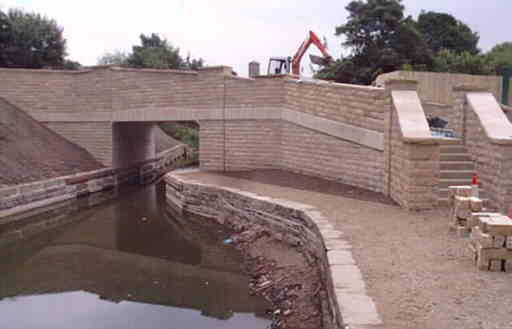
[{"left": 165, "top": 172, "right": 345, "bottom": 329}]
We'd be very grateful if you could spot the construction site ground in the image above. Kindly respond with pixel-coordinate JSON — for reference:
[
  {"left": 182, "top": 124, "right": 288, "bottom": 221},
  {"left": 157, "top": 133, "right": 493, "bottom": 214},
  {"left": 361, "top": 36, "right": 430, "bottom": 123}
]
[{"left": 178, "top": 169, "right": 512, "bottom": 329}]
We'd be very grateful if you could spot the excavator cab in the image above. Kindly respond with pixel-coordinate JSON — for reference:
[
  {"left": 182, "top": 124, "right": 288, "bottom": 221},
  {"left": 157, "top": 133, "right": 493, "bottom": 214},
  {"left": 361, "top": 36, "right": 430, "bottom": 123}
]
[{"left": 267, "top": 57, "right": 291, "bottom": 75}]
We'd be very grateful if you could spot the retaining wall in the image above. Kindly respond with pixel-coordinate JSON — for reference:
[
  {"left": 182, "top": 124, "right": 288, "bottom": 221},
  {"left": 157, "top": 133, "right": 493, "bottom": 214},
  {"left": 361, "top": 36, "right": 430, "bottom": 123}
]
[
  {"left": 0, "top": 145, "right": 188, "bottom": 219},
  {"left": 165, "top": 173, "right": 343, "bottom": 328},
  {"left": 165, "top": 171, "right": 383, "bottom": 328}
]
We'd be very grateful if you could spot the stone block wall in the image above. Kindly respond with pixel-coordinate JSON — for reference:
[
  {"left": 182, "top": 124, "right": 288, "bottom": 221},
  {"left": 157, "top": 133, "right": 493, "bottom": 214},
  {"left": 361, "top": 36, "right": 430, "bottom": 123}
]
[
  {"left": 199, "top": 121, "right": 226, "bottom": 171},
  {"left": 376, "top": 70, "right": 504, "bottom": 105},
  {"left": 457, "top": 89, "right": 512, "bottom": 212},
  {"left": 280, "top": 121, "right": 385, "bottom": 192},
  {"left": 284, "top": 80, "right": 387, "bottom": 132},
  {"left": 387, "top": 81, "right": 442, "bottom": 210},
  {"left": 224, "top": 120, "right": 281, "bottom": 171},
  {"left": 225, "top": 76, "right": 285, "bottom": 109},
  {"left": 0, "top": 168, "right": 116, "bottom": 219},
  {"left": 111, "top": 67, "right": 225, "bottom": 111},
  {"left": 44, "top": 122, "right": 113, "bottom": 166},
  {"left": 3, "top": 66, "right": 434, "bottom": 205},
  {"left": 0, "top": 69, "right": 75, "bottom": 114}
]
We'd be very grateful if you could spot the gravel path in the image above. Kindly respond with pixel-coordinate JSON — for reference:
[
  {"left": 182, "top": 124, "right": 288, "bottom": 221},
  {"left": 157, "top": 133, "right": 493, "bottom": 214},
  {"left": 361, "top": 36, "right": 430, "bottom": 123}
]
[{"left": 180, "top": 169, "right": 512, "bottom": 329}]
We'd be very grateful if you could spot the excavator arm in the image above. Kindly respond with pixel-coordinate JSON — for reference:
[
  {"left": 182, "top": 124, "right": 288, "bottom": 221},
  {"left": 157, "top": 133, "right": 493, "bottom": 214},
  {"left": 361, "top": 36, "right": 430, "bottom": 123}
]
[{"left": 291, "top": 31, "right": 332, "bottom": 75}]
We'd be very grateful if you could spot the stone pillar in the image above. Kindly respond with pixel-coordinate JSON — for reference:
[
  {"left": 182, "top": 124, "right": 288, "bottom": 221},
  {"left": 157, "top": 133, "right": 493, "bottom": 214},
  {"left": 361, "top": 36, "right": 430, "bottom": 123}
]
[
  {"left": 452, "top": 85, "right": 490, "bottom": 141},
  {"left": 112, "top": 122, "right": 156, "bottom": 169},
  {"left": 385, "top": 79, "right": 441, "bottom": 210},
  {"left": 383, "top": 79, "right": 419, "bottom": 198},
  {"left": 249, "top": 61, "right": 260, "bottom": 78}
]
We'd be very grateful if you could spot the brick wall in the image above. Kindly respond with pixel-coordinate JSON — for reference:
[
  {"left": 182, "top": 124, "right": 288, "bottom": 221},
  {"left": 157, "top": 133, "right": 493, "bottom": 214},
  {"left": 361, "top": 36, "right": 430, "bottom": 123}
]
[
  {"left": 111, "top": 68, "right": 224, "bottom": 111},
  {"left": 225, "top": 76, "right": 285, "bottom": 109},
  {"left": 280, "top": 121, "right": 384, "bottom": 192},
  {"left": 199, "top": 121, "right": 225, "bottom": 171},
  {"left": 458, "top": 89, "right": 512, "bottom": 212},
  {"left": 387, "top": 82, "right": 441, "bottom": 210},
  {"left": 2, "top": 67, "right": 390, "bottom": 198},
  {"left": 284, "top": 80, "right": 388, "bottom": 132},
  {"left": 224, "top": 120, "right": 281, "bottom": 171},
  {"left": 44, "top": 122, "right": 113, "bottom": 166},
  {"left": 0, "top": 68, "right": 74, "bottom": 114},
  {"left": 376, "top": 70, "right": 504, "bottom": 105}
]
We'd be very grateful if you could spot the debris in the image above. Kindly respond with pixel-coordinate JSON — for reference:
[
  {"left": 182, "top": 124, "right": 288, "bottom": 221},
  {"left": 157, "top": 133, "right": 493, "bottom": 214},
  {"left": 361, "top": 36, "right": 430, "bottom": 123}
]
[{"left": 223, "top": 238, "right": 234, "bottom": 245}]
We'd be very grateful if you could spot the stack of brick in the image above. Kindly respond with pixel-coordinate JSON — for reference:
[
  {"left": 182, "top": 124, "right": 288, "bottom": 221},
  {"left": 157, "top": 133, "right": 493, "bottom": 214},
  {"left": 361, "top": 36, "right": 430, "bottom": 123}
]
[
  {"left": 469, "top": 214, "right": 512, "bottom": 272},
  {"left": 449, "top": 186, "right": 486, "bottom": 237}
]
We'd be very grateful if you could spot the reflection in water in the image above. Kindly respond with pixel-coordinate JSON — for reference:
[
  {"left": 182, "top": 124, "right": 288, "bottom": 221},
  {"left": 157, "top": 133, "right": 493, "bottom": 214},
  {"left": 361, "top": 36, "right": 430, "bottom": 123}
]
[
  {"left": 0, "top": 291, "right": 269, "bottom": 329},
  {"left": 0, "top": 183, "right": 270, "bottom": 329}
]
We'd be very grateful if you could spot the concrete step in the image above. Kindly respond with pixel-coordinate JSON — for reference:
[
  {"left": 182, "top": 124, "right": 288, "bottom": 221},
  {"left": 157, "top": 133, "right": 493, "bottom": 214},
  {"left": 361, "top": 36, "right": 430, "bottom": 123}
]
[
  {"left": 439, "top": 178, "right": 473, "bottom": 188},
  {"left": 440, "top": 145, "right": 467, "bottom": 154},
  {"left": 440, "top": 161, "right": 475, "bottom": 171},
  {"left": 440, "top": 170, "right": 475, "bottom": 179},
  {"left": 440, "top": 153, "right": 472, "bottom": 162},
  {"left": 438, "top": 188, "right": 486, "bottom": 199}
]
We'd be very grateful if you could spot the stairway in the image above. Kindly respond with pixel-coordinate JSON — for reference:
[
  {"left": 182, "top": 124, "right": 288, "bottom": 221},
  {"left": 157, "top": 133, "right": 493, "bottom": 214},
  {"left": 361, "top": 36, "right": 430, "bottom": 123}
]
[{"left": 438, "top": 143, "right": 485, "bottom": 205}]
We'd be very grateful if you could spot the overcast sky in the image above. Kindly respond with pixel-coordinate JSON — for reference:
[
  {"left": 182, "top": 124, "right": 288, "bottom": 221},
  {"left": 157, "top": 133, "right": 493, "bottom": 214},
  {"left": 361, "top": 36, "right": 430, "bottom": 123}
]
[{"left": 1, "top": 0, "right": 510, "bottom": 77}]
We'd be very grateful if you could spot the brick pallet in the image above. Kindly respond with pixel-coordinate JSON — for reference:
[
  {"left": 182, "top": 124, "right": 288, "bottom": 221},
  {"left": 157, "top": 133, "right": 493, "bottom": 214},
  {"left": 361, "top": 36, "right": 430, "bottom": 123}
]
[
  {"left": 470, "top": 215, "right": 512, "bottom": 272},
  {"left": 449, "top": 185, "right": 512, "bottom": 272},
  {"left": 448, "top": 186, "right": 486, "bottom": 237}
]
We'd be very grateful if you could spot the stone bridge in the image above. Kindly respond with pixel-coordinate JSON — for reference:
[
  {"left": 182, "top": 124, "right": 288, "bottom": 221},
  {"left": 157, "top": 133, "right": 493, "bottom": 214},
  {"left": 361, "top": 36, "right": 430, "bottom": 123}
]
[{"left": 1, "top": 66, "right": 511, "bottom": 211}]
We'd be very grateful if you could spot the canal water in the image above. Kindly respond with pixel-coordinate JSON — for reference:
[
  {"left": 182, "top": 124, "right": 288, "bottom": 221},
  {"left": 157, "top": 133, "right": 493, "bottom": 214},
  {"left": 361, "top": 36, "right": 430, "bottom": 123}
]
[{"left": 0, "top": 182, "right": 271, "bottom": 329}]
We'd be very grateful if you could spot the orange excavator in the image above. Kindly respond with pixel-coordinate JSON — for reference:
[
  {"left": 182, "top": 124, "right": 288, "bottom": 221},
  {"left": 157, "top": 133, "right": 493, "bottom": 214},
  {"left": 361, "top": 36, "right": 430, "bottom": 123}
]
[{"left": 267, "top": 30, "right": 332, "bottom": 76}]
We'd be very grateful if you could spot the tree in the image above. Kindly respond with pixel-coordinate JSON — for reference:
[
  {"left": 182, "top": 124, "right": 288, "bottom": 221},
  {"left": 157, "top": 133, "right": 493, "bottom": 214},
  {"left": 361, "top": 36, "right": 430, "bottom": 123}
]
[
  {"left": 0, "top": 8, "right": 68, "bottom": 68},
  {"left": 487, "top": 42, "right": 512, "bottom": 73},
  {"left": 97, "top": 33, "right": 203, "bottom": 70},
  {"left": 126, "top": 33, "right": 203, "bottom": 70},
  {"left": 318, "top": 0, "right": 431, "bottom": 84},
  {"left": 0, "top": 10, "right": 11, "bottom": 67},
  {"left": 97, "top": 50, "right": 129, "bottom": 66},
  {"left": 431, "top": 49, "right": 492, "bottom": 75},
  {"left": 417, "top": 11, "right": 479, "bottom": 55}
]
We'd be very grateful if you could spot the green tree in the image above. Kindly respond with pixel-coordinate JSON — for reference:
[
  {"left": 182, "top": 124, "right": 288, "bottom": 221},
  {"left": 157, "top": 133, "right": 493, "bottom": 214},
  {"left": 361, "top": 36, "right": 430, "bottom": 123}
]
[
  {"left": 97, "top": 34, "right": 203, "bottom": 70},
  {"left": 417, "top": 11, "right": 479, "bottom": 55},
  {"left": 431, "top": 49, "right": 492, "bottom": 75},
  {"left": 126, "top": 33, "right": 203, "bottom": 70},
  {"left": 97, "top": 50, "right": 129, "bottom": 66},
  {"left": 487, "top": 42, "right": 512, "bottom": 73},
  {"left": 318, "top": 0, "right": 431, "bottom": 84},
  {"left": 0, "top": 8, "right": 68, "bottom": 68},
  {"left": 0, "top": 10, "right": 11, "bottom": 67}
]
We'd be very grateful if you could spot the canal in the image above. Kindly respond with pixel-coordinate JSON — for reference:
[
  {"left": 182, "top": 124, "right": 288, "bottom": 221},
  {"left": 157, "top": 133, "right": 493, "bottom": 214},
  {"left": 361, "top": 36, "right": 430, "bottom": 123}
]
[{"left": 0, "top": 182, "right": 271, "bottom": 329}]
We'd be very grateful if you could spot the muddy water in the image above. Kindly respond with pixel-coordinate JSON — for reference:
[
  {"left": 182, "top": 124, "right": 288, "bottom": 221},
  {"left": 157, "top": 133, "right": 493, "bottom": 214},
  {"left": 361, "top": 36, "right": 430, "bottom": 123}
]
[{"left": 0, "top": 182, "right": 271, "bottom": 329}]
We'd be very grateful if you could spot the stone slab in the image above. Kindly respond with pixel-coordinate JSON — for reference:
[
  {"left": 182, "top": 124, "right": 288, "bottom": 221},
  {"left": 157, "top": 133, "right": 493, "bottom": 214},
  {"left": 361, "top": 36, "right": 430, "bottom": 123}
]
[
  {"left": 328, "top": 250, "right": 356, "bottom": 265},
  {"left": 336, "top": 293, "right": 382, "bottom": 326},
  {"left": 331, "top": 265, "right": 366, "bottom": 294}
]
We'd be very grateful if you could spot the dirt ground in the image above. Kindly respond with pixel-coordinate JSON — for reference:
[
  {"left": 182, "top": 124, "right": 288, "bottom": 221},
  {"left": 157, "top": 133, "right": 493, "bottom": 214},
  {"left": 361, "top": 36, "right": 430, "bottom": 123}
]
[{"left": 180, "top": 170, "right": 512, "bottom": 329}]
